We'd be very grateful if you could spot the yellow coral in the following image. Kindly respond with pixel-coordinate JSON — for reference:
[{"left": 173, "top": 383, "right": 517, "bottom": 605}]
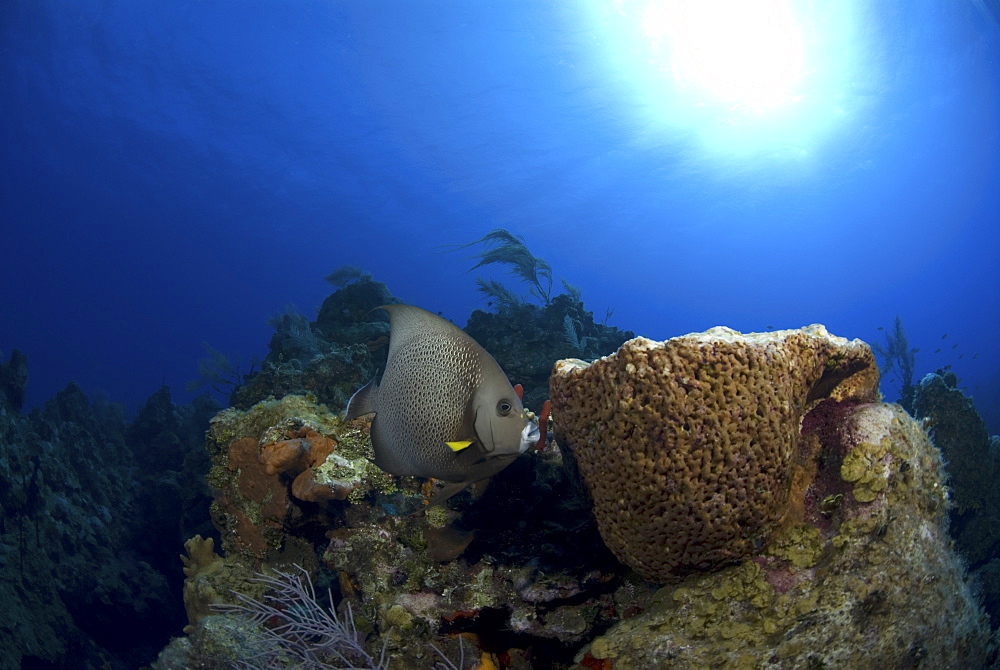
[
  {"left": 180, "top": 535, "right": 225, "bottom": 633},
  {"left": 768, "top": 523, "right": 825, "bottom": 568},
  {"left": 382, "top": 604, "right": 413, "bottom": 629},
  {"left": 840, "top": 439, "right": 891, "bottom": 503}
]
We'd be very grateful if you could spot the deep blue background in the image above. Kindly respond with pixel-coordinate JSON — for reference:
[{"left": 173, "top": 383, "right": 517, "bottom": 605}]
[{"left": 2, "top": 0, "right": 998, "bottom": 430}]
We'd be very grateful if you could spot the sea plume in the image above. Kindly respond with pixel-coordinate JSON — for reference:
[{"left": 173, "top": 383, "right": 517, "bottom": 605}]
[{"left": 215, "top": 565, "right": 389, "bottom": 669}]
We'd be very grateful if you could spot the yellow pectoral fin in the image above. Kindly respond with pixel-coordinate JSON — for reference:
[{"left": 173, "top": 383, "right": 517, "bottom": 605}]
[{"left": 445, "top": 440, "right": 474, "bottom": 452}]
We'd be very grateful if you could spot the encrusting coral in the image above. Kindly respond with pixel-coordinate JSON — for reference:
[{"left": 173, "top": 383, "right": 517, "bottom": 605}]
[{"left": 550, "top": 325, "right": 879, "bottom": 583}]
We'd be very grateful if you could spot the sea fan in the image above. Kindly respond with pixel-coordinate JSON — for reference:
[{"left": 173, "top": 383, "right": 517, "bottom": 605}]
[
  {"left": 562, "top": 315, "right": 592, "bottom": 356},
  {"left": 186, "top": 343, "right": 256, "bottom": 396},
  {"left": 560, "top": 279, "right": 582, "bottom": 303},
  {"left": 215, "top": 566, "right": 469, "bottom": 669},
  {"left": 215, "top": 565, "right": 389, "bottom": 669},
  {"left": 440, "top": 229, "right": 552, "bottom": 305},
  {"left": 872, "top": 314, "right": 917, "bottom": 395},
  {"left": 475, "top": 277, "right": 525, "bottom": 310}
]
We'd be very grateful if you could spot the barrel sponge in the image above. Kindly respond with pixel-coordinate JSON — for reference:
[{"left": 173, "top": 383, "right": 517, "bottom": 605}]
[{"left": 549, "top": 325, "right": 879, "bottom": 583}]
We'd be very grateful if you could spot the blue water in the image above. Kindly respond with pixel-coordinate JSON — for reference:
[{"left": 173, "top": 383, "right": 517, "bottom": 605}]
[{"left": 2, "top": 0, "right": 998, "bottom": 431}]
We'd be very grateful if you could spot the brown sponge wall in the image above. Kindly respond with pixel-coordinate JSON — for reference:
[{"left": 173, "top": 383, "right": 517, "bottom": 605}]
[{"left": 550, "top": 325, "right": 878, "bottom": 583}]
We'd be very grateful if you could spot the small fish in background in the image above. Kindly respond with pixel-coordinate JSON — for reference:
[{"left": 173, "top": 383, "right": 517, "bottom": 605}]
[
  {"left": 877, "top": 326, "right": 885, "bottom": 331},
  {"left": 346, "top": 304, "right": 537, "bottom": 505},
  {"left": 935, "top": 348, "right": 942, "bottom": 354},
  {"left": 942, "top": 333, "right": 949, "bottom": 339},
  {"left": 953, "top": 344, "right": 959, "bottom": 349}
]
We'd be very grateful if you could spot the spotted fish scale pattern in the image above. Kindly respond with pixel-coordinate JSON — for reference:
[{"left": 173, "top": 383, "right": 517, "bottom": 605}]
[
  {"left": 376, "top": 332, "right": 483, "bottom": 479},
  {"left": 347, "top": 304, "right": 529, "bottom": 495}
]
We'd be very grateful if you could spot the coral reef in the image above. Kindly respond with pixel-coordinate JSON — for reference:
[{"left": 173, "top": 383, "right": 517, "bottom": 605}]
[
  {"left": 910, "top": 371, "right": 1000, "bottom": 627},
  {"left": 0, "top": 381, "right": 187, "bottom": 670},
  {"left": 550, "top": 325, "right": 878, "bottom": 582},
  {"left": 158, "top": 318, "right": 997, "bottom": 669},
  {"left": 233, "top": 274, "right": 630, "bottom": 419},
  {"left": 160, "top": 393, "right": 628, "bottom": 669},
  {"left": 465, "top": 294, "right": 634, "bottom": 412},
  {"left": 570, "top": 399, "right": 991, "bottom": 667},
  {"left": 229, "top": 278, "right": 398, "bottom": 411},
  {"left": 440, "top": 228, "right": 633, "bottom": 412},
  {"left": 204, "top": 394, "right": 392, "bottom": 564},
  {"left": 0, "top": 348, "right": 28, "bottom": 411}
]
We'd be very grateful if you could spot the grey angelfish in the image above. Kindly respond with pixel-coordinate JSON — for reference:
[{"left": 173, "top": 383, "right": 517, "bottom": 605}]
[{"left": 346, "top": 304, "right": 537, "bottom": 504}]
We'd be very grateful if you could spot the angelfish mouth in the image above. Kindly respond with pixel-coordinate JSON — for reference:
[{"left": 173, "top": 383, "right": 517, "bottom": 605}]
[{"left": 519, "top": 421, "right": 539, "bottom": 453}]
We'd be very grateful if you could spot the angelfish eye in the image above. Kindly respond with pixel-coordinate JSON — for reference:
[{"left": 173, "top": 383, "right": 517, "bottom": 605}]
[{"left": 496, "top": 399, "right": 513, "bottom": 416}]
